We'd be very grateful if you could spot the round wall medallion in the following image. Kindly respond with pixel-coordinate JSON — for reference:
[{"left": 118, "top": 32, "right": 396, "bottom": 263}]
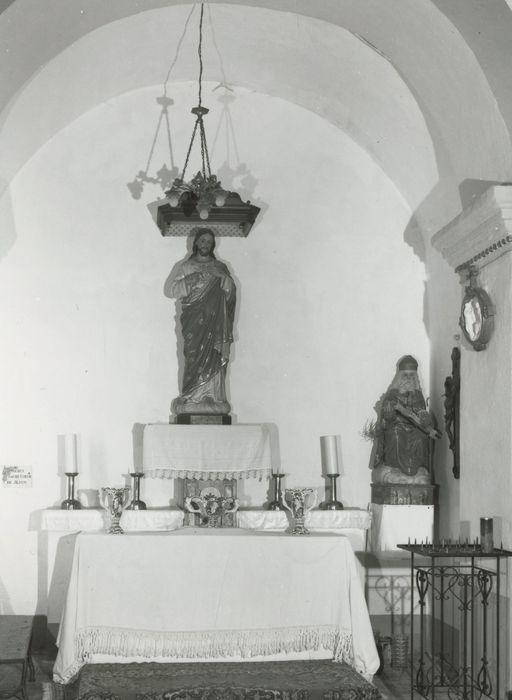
[{"left": 459, "top": 285, "right": 494, "bottom": 351}]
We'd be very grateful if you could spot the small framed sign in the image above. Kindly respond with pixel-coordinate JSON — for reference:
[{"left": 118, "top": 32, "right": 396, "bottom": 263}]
[{"left": 2, "top": 465, "right": 33, "bottom": 488}]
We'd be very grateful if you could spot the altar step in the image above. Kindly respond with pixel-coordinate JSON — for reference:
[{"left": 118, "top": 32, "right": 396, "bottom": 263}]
[{"left": 48, "top": 660, "right": 383, "bottom": 699}]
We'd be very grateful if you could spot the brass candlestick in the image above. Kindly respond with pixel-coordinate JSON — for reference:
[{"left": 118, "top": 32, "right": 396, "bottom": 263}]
[
  {"left": 128, "top": 472, "right": 146, "bottom": 510},
  {"left": 61, "top": 472, "right": 81, "bottom": 510},
  {"left": 323, "top": 473, "right": 344, "bottom": 510},
  {"left": 268, "top": 473, "right": 285, "bottom": 510}
]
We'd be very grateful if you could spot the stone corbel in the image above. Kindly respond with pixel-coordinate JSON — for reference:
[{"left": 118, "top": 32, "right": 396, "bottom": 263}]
[{"left": 431, "top": 185, "right": 512, "bottom": 273}]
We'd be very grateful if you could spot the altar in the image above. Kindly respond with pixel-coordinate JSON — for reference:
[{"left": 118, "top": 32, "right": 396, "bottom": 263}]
[
  {"left": 41, "top": 507, "right": 372, "bottom": 625},
  {"left": 53, "top": 529, "right": 380, "bottom": 684}
]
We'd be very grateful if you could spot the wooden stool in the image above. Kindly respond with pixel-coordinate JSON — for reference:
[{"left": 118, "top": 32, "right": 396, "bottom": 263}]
[{"left": 0, "top": 616, "right": 35, "bottom": 700}]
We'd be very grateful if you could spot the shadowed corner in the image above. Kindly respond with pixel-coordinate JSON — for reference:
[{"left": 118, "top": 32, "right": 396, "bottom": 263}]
[{"left": 0, "top": 176, "right": 17, "bottom": 259}]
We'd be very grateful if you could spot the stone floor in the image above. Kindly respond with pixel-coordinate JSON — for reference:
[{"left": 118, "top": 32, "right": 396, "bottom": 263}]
[
  {"left": 29, "top": 648, "right": 57, "bottom": 698},
  {"left": 372, "top": 666, "right": 411, "bottom": 699}
]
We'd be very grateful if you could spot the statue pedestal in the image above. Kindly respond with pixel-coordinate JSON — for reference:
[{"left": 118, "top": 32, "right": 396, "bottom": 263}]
[
  {"left": 175, "top": 414, "right": 231, "bottom": 425},
  {"left": 369, "top": 504, "right": 434, "bottom": 552},
  {"left": 371, "top": 483, "right": 438, "bottom": 505}
]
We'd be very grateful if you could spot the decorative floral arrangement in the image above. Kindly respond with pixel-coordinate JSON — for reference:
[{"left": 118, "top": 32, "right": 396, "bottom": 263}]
[
  {"left": 202, "top": 494, "right": 236, "bottom": 514},
  {"left": 185, "top": 494, "right": 239, "bottom": 526}
]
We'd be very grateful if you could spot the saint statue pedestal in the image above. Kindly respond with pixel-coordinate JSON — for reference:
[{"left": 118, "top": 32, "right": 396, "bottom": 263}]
[
  {"left": 371, "top": 483, "right": 438, "bottom": 505},
  {"left": 175, "top": 414, "right": 232, "bottom": 425},
  {"left": 369, "top": 503, "right": 435, "bottom": 552}
]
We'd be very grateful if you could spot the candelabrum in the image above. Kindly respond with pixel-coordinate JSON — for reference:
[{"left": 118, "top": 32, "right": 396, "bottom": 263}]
[
  {"left": 268, "top": 473, "right": 285, "bottom": 510},
  {"left": 128, "top": 472, "right": 146, "bottom": 510},
  {"left": 323, "top": 473, "right": 344, "bottom": 510},
  {"left": 61, "top": 472, "right": 81, "bottom": 510}
]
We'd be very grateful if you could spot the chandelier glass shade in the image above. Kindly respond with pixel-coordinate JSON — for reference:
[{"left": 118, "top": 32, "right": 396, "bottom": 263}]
[{"left": 157, "top": 5, "right": 260, "bottom": 237}]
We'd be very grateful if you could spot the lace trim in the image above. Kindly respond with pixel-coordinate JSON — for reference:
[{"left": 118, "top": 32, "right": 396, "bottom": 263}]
[{"left": 145, "top": 468, "right": 270, "bottom": 481}]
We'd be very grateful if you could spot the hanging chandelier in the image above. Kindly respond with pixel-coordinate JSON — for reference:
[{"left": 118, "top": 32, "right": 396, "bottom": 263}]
[{"left": 157, "top": 4, "right": 260, "bottom": 238}]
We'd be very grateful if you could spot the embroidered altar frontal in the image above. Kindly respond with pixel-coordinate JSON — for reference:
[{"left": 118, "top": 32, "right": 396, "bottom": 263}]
[{"left": 66, "top": 660, "right": 382, "bottom": 700}]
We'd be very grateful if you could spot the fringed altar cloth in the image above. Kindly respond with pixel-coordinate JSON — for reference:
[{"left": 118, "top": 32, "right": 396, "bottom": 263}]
[
  {"left": 53, "top": 530, "right": 379, "bottom": 684},
  {"left": 142, "top": 423, "right": 272, "bottom": 480}
]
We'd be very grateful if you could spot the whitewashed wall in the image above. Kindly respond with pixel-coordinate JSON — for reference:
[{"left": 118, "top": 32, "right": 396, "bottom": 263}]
[{"left": 0, "top": 81, "right": 432, "bottom": 613}]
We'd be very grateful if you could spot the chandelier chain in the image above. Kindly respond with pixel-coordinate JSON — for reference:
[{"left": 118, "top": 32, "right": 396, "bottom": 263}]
[
  {"left": 180, "top": 3, "right": 210, "bottom": 182},
  {"left": 200, "top": 120, "right": 212, "bottom": 177},
  {"left": 197, "top": 3, "right": 204, "bottom": 108},
  {"left": 180, "top": 120, "right": 199, "bottom": 181}
]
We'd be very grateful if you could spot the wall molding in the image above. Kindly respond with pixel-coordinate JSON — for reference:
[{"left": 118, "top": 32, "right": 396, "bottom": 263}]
[{"left": 431, "top": 185, "right": 512, "bottom": 272}]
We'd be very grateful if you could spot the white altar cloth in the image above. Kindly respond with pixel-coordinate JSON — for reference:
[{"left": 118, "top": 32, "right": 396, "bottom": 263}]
[
  {"left": 40, "top": 508, "right": 369, "bottom": 535},
  {"left": 54, "top": 530, "right": 379, "bottom": 684},
  {"left": 41, "top": 508, "right": 184, "bottom": 532},
  {"left": 238, "top": 509, "right": 371, "bottom": 533},
  {"left": 142, "top": 423, "right": 272, "bottom": 480}
]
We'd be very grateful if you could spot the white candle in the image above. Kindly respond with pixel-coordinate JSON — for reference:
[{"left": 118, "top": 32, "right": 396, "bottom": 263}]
[
  {"left": 320, "top": 435, "right": 339, "bottom": 475},
  {"left": 64, "top": 433, "right": 78, "bottom": 473}
]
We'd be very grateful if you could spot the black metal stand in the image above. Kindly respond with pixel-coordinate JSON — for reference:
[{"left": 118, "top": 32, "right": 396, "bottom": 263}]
[
  {"left": 61, "top": 472, "right": 81, "bottom": 510},
  {"left": 268, "top": 473, "right": 284, "bottom": 510},
  {"left": 398, "top": 542, "right": 512, "bottom": 700},
  {"left": 322, "top": 474, "right": 344, "bottom": 510},
  {"left": 128, "top": 472, "right": 146, "bottom": 510}
]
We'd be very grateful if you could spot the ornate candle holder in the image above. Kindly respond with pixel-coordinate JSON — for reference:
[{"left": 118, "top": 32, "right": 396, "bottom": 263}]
[
  {"left": 283, "top": 487, "right": 317, "bottom": 535},
  {"left": 128, "top": 472, "right": 146, "bottom": 510},
  {"left": 100, "top": 487, "right": 130, "bottom": 534},
  {"left": 268, "top": 473, "right": 285, "bottom": 510},
  {"left": 323, "top": 473, "right": 344, "bottom": 510},
  {"left": 61, "top": 472, "right": 81, "bottom": 510}
]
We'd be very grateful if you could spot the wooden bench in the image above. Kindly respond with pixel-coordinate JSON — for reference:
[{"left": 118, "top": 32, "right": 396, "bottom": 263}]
[{"left": 0, "top": 616, "right": 35, "bottom": 700}]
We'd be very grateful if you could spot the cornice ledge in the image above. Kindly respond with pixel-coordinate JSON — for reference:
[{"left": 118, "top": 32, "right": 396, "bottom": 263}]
[{"left": 431, "top": 185, "right": 512, "bottom": 272}]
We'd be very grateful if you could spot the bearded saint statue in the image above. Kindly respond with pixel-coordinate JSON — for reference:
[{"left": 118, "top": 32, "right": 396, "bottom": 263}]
[{"left": 370, "top": 355, "right": 441, "bottom": 485}]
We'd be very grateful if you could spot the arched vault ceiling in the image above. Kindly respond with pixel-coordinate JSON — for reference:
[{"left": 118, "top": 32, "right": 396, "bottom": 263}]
[
  {"left": 1, "top": 0, "right": 512, "bottom": 225},
  {"left": 0, "top": 3, "right": 438, "bottom": 212}
]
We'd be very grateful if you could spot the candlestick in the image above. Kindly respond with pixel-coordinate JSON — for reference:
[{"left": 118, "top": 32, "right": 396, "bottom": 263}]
[
  {"left": 320, "top": 435, "right": 340, "bottom": 475},
  {"left": 480, "top": 517, "right": 493, "bottom": 553},
  {"left": 268, "top": 473, "right": 285, "bottom": 510},
  {"left": 322, "top": 473, "right": 344, "bottom": 510},
  {"left": 128, "top": 472, "right": 146, "bottom": 510},
  {"left": 61, "top": 472, "right": 81, "bottom": 510}
]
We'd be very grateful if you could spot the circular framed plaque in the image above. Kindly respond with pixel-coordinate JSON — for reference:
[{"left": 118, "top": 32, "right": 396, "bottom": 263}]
[{"left": 459, "top": 285, "right": 494, "bottom": 351}]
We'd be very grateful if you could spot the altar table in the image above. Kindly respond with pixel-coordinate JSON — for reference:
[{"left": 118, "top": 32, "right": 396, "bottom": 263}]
[
  {"left": 40, "top": 508, "right": 371, "bottom": 625},
  {"left": 53, "top": 530, "right": 379, "bottom": 684}
]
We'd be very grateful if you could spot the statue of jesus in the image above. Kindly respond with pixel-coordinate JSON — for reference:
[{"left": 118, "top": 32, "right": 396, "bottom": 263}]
[{"left": 166, "top": 228, "right": 236, "bottom": 418}]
